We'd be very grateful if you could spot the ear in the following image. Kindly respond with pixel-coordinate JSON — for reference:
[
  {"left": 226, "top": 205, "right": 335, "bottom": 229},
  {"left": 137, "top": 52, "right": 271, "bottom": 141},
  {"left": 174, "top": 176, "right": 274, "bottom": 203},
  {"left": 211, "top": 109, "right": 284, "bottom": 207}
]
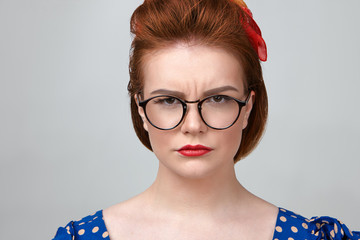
[
  {"left": 242, "top": 90, "right": 255, "bottom": 130},
  {"left": 135, "top": 94, "right": 149, "bottom": 132}
]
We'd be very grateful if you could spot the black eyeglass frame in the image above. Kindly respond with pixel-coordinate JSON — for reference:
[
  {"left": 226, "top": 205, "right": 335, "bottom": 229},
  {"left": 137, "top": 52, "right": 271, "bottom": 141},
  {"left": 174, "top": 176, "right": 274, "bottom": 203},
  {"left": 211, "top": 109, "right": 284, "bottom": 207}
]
[{"left": 138, "top": 93, "right": 251, "bottom": 130}]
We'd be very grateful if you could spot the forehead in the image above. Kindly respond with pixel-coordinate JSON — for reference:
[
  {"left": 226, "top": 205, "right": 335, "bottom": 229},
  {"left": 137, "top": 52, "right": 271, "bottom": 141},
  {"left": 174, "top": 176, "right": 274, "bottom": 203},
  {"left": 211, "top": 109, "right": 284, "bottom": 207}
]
[{"left": 141, "top": 44, "right": 246, "bottom": 97}]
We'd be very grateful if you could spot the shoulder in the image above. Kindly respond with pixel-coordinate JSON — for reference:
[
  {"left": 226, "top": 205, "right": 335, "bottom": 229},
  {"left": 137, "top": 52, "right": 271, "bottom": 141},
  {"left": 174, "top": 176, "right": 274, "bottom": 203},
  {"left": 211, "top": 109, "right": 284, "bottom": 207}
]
[
  {"left": 273, "top": 207, "right": 360, "bottom": 240},
  {"left": 52, "top": 210, "right": 110, "bottom": 240}
]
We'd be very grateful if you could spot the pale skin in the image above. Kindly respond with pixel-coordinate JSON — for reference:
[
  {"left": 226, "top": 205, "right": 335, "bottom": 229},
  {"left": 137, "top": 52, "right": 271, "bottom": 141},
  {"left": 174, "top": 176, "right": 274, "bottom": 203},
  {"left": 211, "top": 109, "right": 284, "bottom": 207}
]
[{"left": 103, "top": 44, "right": 278, "bottom": 240}]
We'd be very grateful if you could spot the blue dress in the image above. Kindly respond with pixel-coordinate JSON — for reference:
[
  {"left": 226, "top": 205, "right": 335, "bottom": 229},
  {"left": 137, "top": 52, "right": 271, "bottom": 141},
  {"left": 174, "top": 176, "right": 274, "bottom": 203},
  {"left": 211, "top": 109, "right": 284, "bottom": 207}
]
[{"left": 52, "top": 207, "right": 360, "bottom": 240}]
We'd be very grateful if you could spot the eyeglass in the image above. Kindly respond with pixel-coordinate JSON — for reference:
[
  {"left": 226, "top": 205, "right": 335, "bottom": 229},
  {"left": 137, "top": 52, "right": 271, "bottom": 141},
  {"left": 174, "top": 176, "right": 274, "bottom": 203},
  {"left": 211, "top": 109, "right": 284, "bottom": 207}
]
[{"left": 137, "top": 93, "right": 251, "bottom": 130}]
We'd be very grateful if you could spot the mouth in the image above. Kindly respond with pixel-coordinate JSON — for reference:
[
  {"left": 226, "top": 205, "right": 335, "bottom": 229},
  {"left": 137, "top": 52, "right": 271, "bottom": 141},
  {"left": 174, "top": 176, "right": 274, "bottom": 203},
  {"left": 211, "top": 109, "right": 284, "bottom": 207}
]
[{"left": 177, "top": 144, "right": 213, "bottom": 157}]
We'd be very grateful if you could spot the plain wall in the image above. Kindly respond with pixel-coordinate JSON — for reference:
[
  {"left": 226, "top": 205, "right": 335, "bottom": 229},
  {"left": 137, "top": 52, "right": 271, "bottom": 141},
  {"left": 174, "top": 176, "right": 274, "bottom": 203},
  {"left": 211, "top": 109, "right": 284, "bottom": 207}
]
[{"left": 0, "top": 0, "right": 359, "bottom": 239}]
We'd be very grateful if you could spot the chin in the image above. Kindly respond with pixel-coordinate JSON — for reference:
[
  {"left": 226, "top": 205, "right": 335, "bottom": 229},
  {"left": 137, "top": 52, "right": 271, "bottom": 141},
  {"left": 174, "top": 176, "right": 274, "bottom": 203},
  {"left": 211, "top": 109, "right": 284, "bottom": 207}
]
[{"left": 162, "top": 156, "right": 231, "bottom": 180}]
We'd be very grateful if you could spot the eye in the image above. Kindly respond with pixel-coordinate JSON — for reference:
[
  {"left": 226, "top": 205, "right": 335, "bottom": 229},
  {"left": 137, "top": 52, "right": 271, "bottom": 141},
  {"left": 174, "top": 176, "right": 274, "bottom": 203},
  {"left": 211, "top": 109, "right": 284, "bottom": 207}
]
[
  {"left": 208, "top": 95, "right": 230, "bottom": 103},
  {"left": 164, "top": 97, "right": 176, "bottom": 104},
  {"left": 153, "top": 96, "right": 180, "bottom": 105},
  {"left": 213, "top": 95, "right": 224, "bottom": 103}
]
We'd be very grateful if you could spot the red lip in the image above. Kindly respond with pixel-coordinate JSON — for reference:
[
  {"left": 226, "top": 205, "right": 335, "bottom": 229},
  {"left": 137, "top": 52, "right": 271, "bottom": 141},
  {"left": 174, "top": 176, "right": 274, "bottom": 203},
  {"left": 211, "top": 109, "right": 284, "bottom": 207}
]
[{"left": 177, "top": 144, "right": 212, "bottom": 157}]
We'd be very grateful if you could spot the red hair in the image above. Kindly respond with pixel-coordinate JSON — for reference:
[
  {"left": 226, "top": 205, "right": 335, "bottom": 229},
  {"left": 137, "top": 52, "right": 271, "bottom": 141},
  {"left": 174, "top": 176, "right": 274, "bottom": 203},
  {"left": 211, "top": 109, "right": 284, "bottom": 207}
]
[{"left": 128, "top": 0, "right": 268, "bottom": 162}]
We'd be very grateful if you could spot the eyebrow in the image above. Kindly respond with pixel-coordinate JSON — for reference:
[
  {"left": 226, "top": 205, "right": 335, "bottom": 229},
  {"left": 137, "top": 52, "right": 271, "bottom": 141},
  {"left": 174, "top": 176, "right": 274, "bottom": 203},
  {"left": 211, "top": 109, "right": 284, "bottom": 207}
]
[
  {"left": 149, "top": 85, "right": 239, "bottom": 99},
  {"left": 203, "top": 85, "right": 239, "bottom": 96},
  {"left": 150, "top": 89, "right": 186, "bottom": 98}
]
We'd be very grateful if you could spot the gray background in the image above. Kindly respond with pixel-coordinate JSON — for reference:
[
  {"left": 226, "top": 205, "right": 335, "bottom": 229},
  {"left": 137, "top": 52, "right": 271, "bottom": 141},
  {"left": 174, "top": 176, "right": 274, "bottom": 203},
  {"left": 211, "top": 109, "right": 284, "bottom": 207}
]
[{"left": 0, "top": 0, "right": 359, "bottom": 239}]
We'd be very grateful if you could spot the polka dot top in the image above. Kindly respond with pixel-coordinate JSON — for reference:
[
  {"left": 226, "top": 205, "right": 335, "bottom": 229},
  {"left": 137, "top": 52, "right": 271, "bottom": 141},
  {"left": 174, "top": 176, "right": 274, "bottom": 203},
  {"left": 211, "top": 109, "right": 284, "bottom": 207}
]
[
  {"left": 273, "top": 208, "right": 359, "bottom": 240},
  {"left": 52, "top": 207, "right": 360, "bottom": 240},
  {"left": 53, "top": 210, "right": 109, "bottom": 240}
]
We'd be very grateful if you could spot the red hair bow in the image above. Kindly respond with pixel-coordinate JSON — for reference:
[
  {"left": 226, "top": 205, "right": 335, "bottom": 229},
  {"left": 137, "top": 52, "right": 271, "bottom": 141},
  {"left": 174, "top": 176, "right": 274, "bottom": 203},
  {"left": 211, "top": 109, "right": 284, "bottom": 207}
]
[{"left": 232, "top": 0, "right": 267, "bottom": 61}]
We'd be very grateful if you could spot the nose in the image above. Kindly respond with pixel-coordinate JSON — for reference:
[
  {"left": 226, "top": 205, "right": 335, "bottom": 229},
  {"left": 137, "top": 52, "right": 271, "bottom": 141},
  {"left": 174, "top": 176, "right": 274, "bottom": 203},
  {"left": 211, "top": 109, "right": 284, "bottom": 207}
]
[{"left": 180, "top": 103, "right": 208, "bottom": 134}]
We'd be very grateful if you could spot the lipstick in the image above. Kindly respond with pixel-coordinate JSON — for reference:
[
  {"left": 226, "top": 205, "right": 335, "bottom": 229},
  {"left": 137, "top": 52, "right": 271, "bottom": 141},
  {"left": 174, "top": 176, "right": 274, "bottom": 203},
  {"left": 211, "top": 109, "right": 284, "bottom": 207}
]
[{"left": 177, "top": 144, "right": 212, "bottom": 157}]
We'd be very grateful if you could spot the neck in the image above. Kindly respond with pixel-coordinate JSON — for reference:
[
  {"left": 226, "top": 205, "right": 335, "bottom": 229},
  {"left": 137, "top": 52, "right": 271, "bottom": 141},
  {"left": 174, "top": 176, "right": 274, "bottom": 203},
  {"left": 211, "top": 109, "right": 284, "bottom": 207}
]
[{"left": 143, "top": 162, "right": 253, "bottom": 219}]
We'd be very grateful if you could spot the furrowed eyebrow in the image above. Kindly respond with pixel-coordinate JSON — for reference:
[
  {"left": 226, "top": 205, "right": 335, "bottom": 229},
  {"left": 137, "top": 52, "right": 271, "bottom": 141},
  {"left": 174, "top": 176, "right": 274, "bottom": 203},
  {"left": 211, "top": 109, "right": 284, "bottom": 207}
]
[
  {"left": 150, "top": 89, "right": 185, "bottom": 98},
  {"left": 203, "top": 86, "right": 239, "bottom": 96},
  {"left": 149, "top": 85, "right": 239, "bottom": 99}
]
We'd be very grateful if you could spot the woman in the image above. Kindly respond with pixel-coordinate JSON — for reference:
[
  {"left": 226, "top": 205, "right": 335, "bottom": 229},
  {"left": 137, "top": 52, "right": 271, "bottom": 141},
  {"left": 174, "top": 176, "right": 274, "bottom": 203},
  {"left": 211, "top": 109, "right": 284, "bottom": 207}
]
[{"left": 52, "top": 0, "right": 359, "bottom": 239}]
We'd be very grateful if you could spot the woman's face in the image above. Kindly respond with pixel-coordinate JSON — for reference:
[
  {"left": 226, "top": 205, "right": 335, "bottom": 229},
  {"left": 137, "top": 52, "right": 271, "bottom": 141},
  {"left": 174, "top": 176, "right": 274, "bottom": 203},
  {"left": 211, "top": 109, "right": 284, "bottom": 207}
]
[{"left": 137, "top": 44, "right": 254, "bottom": 179}]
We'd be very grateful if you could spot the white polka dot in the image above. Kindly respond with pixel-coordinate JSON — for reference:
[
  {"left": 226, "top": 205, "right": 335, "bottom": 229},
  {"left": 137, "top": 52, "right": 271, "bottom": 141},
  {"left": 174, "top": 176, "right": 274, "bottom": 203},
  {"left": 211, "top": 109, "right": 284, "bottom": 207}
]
[
  {"left": 288, "top": 238, "right": 294, "bottom": 240},
  {"left": 302, "top": 223, "right": 308, "bottom": 229},
  {"left": 78, "top": 229, "right": 85, "bottom": 235},
  {"left": 330, "top": 230, "right": 335, "bottom": 238},
  {"left": 92, "top": 226, "right": 99, "bottom": 233},
  {"left": 276, "top": 226, "right": 282, "bottom": 232},
  {"left": 280, "top": 209, "right": 286, "bottom": 212},
  {"left": 291, "top": 226, "right": 298, "bottom": 233},
  {"left": 334, "top": 223, "right": 338, "bottom": 233},
  {"left": 102, "top": 231, "right": 109, "bottom": 238},
  {"left": 66, "top": 226, "right": 70, "bottom": 231},
  {"left": 93, "top": 216, "right": 98, "bottom": 220},
  {"left": 341, "top": 228, "right": 344, "bottom": 235},
  {"left": 280, "top": 216, "right": 287, "bottom": 222},
  {"left": 291, "top": 215, "right": 297, "bottom": 218},
  {"left": 79, "top": 222, "right": 85, "bottom": 226}
]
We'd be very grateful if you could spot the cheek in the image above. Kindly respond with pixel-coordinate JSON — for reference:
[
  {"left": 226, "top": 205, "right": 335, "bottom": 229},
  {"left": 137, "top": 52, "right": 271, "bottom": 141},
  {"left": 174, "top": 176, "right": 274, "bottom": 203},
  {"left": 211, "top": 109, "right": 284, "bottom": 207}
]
[
  {"left": 223, "top": 126, "right": 243, "bottom": 154},
  {"left": 147, "top": 127, "right": 174, "bottom": 155},
  {"left": 219, "top": 115, "right": 246, "bottom": 157}
]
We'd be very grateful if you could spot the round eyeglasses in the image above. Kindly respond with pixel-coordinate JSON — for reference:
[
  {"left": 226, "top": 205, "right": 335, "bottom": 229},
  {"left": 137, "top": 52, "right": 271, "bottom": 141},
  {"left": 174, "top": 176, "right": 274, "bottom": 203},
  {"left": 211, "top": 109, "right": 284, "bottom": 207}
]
[{"left": 137, "top": 93, "right": 251, "bottom": 130}]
